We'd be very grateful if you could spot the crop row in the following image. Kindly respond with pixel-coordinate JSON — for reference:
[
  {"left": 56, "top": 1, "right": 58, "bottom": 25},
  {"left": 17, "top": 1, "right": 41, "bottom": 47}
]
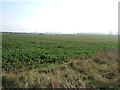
[{"left": 2, "top": 34, "right": 118, "bottom": 70}]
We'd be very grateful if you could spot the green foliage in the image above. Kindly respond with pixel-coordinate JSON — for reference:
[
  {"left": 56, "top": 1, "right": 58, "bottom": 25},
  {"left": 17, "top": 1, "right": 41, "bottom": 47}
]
[{"left": 2, "top": 34, "right": 118, "bottom": 70}]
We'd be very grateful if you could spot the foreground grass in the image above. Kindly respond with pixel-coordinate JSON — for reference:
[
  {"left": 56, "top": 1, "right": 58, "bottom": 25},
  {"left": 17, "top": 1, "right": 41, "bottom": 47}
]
[{"left": 2, "top": 50, "right": 119, "bottom": 88}]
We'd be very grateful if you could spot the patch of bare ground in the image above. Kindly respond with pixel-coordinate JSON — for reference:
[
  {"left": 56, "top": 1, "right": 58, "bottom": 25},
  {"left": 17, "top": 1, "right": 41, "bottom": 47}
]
[{"left": 2, "top": 50, "right": 119, "bottom": 88}]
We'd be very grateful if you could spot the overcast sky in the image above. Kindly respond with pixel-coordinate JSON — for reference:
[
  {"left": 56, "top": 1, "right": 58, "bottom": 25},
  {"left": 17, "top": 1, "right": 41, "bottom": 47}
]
[{"left": 0, "top": 0, "right": 119, "bottom": 34}]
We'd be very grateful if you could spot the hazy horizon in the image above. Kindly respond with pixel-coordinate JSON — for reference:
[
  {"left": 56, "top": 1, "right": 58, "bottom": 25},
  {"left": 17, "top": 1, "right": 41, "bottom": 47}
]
[{"left": 0, "top": 0, "right": 118, "bottom": 34}]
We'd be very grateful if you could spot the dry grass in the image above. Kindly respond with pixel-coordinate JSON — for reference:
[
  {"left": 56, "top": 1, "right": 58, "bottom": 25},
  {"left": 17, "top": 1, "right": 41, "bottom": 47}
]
[
  {"left": 68, "top": 50, "right": 119, "bottom": 88},
  {"left": 2, "top": 50, "right": 119, "bottom": 88}
]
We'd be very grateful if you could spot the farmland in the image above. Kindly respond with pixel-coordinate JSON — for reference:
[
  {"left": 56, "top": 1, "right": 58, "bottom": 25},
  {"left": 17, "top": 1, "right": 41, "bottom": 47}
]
[{"left": 2, "top": 33, "right": 119, "bottom": 88}]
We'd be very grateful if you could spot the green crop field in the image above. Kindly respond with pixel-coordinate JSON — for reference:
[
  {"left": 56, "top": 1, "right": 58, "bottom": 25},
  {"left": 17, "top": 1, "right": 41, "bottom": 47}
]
[{"left": 2, "top": 33, "right": 119, "bottom": 88}]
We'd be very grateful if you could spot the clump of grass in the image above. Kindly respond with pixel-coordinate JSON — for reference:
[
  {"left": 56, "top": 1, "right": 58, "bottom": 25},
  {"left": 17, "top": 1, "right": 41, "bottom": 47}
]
[
  {"left": 2, "top": 68, "right": 83, "bottom": 88},
  {"left": 68, "top": 50, "right": 119, "bottom": 88}
]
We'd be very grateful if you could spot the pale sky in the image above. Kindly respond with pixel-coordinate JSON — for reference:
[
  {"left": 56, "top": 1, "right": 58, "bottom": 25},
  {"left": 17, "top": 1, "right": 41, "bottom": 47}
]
[{"left": 0, "top": 0, "right": 119, "bottom": 34}]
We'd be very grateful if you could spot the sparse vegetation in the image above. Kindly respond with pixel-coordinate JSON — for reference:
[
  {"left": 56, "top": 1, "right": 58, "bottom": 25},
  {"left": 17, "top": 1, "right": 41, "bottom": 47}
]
[{"left": 2, "top": 33, "right": 119, "bottom": 88}]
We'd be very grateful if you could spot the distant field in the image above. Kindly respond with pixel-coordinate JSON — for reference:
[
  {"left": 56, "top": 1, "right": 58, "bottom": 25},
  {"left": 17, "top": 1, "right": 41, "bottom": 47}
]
[
  {"left": 2, "top": 33, "right": 119, "bottom": 88},
  {"left": 2, "top": 33, "right": 118, "bottom": 70}
]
